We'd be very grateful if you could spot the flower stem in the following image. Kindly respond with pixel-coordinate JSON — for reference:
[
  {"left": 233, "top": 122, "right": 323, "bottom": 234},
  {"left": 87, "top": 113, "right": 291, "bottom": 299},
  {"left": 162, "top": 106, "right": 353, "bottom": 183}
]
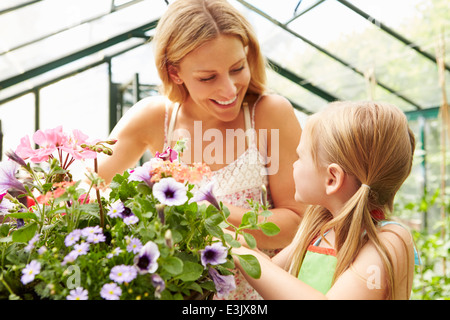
[{"left": 94, "top": 158, "right": 104, "bottom": 228}]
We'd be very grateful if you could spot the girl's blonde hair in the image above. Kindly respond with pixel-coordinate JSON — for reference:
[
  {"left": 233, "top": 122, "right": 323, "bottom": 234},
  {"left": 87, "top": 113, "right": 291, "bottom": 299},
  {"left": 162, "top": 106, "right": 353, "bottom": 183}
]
[
  {"left": 153, "top": 0, "right": 267, "bottom": 103},
  {"left": 288, "top": 101, "right": 416, "bottom": 299}
]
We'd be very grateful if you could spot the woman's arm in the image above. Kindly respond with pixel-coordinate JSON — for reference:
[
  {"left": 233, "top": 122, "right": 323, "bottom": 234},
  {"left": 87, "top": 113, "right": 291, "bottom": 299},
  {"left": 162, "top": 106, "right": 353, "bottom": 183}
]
[{"left": 97, "top": 97, "right": 167, "bottom": 184}]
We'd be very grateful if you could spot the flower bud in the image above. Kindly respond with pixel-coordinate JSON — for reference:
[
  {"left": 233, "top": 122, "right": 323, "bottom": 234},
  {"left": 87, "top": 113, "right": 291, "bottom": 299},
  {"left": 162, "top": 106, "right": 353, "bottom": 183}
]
[
  {"left": 260, "top": 184, "right": 268, "bottom": 208},
  {"left": 106, "top": 139, "right": 118, "bottom": 145},
  {"left": 103, "top": 147, "right": 113, "bottom": 156},
  {"left": 165, "top": 229, "right": 173, "bottom": 248},
  {"left": 156, "top": 204, "right": 165, "bottom": 224}
]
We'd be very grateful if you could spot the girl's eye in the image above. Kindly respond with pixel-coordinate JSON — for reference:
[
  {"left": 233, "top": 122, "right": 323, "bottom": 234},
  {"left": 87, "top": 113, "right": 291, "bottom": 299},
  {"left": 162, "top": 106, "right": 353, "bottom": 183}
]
[{"left": 232, "top": 66, "right": 244, "bottom": 73}]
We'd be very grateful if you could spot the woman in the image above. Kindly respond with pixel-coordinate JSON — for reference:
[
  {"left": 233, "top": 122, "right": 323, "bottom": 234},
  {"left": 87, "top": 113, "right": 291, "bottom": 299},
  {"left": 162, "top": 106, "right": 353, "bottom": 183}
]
[{"left": 98, "top": 0, "right": 305, "bottom": 299}]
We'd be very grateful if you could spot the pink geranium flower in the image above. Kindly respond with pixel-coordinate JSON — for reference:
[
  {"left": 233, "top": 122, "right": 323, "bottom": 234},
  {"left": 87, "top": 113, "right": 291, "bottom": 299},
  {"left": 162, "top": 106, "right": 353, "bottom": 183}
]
[
  {"left": 15, "top": 126, "right": 97, "bottom": 168},
  {"left": 60, "top": 129, "right": 97, "bottom": 160}
]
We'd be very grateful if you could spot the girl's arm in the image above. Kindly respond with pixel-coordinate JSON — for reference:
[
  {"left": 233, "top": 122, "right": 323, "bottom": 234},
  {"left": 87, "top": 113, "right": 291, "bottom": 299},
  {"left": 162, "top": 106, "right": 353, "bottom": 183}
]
[
  {"left": 233, "top": 245, "right": 326, "bottom": 300},
  {"left": 234, "top": 224, "right": 415, "bottom": 300}
]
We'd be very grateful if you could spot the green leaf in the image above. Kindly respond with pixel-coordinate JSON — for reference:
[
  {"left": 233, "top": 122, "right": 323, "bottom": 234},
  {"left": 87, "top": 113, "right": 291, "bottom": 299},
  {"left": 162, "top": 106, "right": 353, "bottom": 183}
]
[
  {"left": 11, "top": 222, "right": 38, "bottom": 243},
  {"left": 161, "top": 256, "right": 184, "bottom": 275},
  {"left": 7, "top": 212, "right": 38, "bottom": 221},
  {"left": 259, "top": 222, "right": 280, "bottom": 236},
  {"left": 237, "top": 254, "right": 261, "bottom": 279},
  {"left": 260, "top": 210, "right": 273, "bottom": 218},
  {"left": 243, "top": 232, "right": 257, "bottom": 249},
  {"left": 0, "top": 236, "right": 12, "bottom": 243},
  {"left": 175, "top": 261, "right": 203, "bottom": 281},
  {"left": 205, "top": 213, "right": 225, "bottom": 238},
  {"left": 224, "top": 233, "right": 241, "bottom": 248},
  {"left": 240, "top": 211, "right": 258, "bottom": 229}
]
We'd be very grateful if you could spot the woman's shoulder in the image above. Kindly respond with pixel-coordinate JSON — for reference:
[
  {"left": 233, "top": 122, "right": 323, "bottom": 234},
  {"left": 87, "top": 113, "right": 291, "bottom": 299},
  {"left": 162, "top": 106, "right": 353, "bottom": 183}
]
[
  {"left": 109, "top": 95, "right": 170, "bottom": 144},
  {"left": 254, "top": 94, "right": 300, "bottom": 129},
  {"left": 125, "top": 95, "right": 168, "bottom": 119}
]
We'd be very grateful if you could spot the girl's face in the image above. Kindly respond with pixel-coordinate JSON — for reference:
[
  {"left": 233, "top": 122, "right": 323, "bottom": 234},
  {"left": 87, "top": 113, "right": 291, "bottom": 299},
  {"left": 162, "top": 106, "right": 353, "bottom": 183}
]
[
  {"left": 292, "top": 127, "right": 327, "bottom": 206},
  {"left": 174, "top": 35, "right": 251, "bottom": 122}
]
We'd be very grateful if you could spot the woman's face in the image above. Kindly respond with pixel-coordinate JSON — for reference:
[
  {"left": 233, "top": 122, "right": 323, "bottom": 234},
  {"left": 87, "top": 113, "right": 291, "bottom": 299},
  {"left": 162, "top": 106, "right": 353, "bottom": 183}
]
[{"left": 173, "top": 35, "right": 251, "bottom": 122}]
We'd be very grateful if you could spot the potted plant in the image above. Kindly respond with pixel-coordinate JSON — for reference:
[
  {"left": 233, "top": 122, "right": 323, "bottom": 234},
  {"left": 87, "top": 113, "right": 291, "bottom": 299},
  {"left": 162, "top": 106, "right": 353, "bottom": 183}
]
[{"left": 0, "top": 126, "right": 279, "bottom": 300}]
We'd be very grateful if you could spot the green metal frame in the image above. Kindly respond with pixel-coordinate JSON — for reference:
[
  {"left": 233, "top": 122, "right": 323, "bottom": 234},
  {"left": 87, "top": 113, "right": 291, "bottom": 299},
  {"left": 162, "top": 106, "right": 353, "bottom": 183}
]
[
  {"left": 0, "top": 1, "right": 445, "bottom": 120},
  {"left": 0, "top": 20, "right": 158, "bottom": 91},
  {"left": 235, "top": 0, "right": 424, "bottom": 110}
]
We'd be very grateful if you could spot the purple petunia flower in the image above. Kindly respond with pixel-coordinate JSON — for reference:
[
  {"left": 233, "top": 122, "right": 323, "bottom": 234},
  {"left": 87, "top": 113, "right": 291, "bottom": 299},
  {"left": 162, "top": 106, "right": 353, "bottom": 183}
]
[
  {"left": 0, "top": 192, "right": 14, "bottom": 213},
  {"left": 134, "top": 241, "right": 160, "bottom": 274},
  {"left": 152, "top": 177, "right": 187, "bottom": 206},
  {"left": 200, "top": 242, "right": 228, "bottom": 267},
  {"left": 100, "top": 282, "right": 122, "bottom": 300},
  {"left": 5, "top": 149, "right": 27, "bottom": 167},
  {"left": 190, "top": 180, "right": 220, "bottom": 210},
  {"left": 0, "top": 160, "right": 26, "bottom": 194},
  {"left": 208, "top": 267, "right": 236, "bottom": 299},
  {"left": 128, "top": 159, "right": 160, "bottom": 187},
  {"left": 67, "top": 287, "right": 89, "bottom": 300},
  {"left": 151, "top": 274, "right": 165, "bottom": 299},
  {"left": 21, "top": 260, "right": 41, "bottom": 285},
  {"left": 109, "top": 265, "right": 138, "bottom": 284}
]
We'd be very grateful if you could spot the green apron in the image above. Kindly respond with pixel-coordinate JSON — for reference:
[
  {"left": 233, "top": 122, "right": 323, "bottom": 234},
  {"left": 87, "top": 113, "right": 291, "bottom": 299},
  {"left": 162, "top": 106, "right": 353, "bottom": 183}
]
[
  {"left": 297, "top": 222, "right": 420, "bottom": 295},
  {"left": 297, "top": 231, "right": 336, "bottom": 295}
]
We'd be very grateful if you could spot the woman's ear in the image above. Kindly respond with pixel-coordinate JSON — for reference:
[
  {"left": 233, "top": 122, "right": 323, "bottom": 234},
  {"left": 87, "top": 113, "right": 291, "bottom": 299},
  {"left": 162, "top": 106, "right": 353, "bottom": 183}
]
[
  {"left": 167, "top": 64, "right": 183, "bottom": 84},
  {"left": 325, "top": 163, "right": 345, "bottom": 195}
]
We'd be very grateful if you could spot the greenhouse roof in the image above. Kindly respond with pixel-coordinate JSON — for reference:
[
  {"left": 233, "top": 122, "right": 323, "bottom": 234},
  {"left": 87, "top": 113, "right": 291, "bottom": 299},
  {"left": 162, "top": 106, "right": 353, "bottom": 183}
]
[{"left": 0, "top": 0, "right": 449, "bottom": 121}]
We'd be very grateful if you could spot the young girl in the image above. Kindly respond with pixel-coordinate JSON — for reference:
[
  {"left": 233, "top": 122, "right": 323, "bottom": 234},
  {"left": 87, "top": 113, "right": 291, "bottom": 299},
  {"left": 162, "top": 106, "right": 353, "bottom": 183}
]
[{"left": 233, "top": 101, "right": 418, "bottom": 299}]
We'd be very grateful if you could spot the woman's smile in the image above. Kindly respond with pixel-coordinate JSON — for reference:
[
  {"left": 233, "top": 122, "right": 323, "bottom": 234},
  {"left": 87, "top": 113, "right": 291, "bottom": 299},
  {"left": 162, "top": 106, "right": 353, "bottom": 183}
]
[{"left": 211, "top": 95, "right": 238, "bottom": 108}]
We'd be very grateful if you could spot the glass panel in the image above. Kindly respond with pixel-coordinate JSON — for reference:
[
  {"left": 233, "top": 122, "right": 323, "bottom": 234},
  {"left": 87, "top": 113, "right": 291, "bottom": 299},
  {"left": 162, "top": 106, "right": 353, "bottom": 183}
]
[
  {"left": 40, "top": 64, "right": 109, "bottom": 139},
  {"left": 0, "top": 0, "right": 163, "bottom": 81},
  {"left": 286, "top": 0, "right": 434, "bottom": 109},
  {"left": 267, "top": 68, "right": 330, "bottom": 114},
  {"left": 0, "top": 93, "right": 35, "bottom": 160}
]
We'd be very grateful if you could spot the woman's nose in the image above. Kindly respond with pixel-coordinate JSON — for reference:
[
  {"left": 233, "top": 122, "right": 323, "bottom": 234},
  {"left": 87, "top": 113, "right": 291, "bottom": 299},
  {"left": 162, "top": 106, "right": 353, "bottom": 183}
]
[{"left": 218, "top": 75, "right": 237, "bottom": 98}]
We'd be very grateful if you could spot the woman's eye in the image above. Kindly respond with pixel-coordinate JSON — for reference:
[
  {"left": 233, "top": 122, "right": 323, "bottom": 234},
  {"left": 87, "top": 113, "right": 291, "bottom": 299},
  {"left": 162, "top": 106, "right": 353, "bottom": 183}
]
[
  {"left": 199, "top": 75, "right": 215, "bottom": 82},
  {"left": 232, "top": 66, "right": 244, "bottom": 73}
]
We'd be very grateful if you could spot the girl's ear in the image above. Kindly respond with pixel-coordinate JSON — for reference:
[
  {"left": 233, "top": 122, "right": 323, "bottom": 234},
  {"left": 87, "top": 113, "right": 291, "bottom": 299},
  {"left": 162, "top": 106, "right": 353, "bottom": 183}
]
[
  {"left": 325, "top": 163, "right": 345, "bottom": 195},
  {"left": 167, "top": 64, "right": 183, "bottom": 84}
]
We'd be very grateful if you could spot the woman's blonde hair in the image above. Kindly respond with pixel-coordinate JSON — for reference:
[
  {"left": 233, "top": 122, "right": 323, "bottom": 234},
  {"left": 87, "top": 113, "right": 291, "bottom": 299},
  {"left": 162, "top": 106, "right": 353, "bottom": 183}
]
[
  {"left": 288, "top": 101, "right": 416, "bottom": 299},
  {"left": 153, "top": 0, "right": 267, "bottom": 103}
]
